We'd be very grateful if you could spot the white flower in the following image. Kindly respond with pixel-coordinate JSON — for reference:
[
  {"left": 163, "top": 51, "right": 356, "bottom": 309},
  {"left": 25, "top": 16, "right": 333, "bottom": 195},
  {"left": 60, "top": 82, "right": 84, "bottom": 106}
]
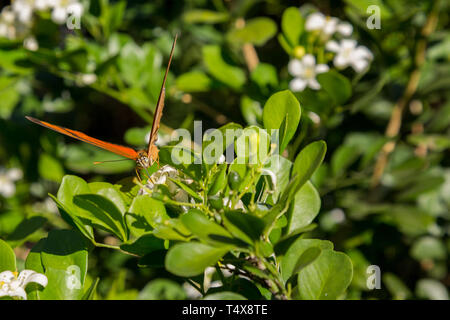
[
  {"left": 51, "top": 0, "right": 83, "bottom": 24},
  {"left": 288, "top": 54, "right": 329, "bottom": 92},
  {"left": 140, "top": 165, "right": 189, "bottom": 203},
  {"left": 80, "top": 73, "right": 97, "bottom": 85},
  {"left": 35, "top": 0, "right": 56, "bottom": 11},
  {"left": 326, "top": 39, "right": 373, "bottom": 72},
  {"left": 0, "top": 270, "right": 48, "bottom": 300},
  {"left": 11, "top": 0, "right": 34, "bottom": 25},
  {"left": 0, "top": 168, "right": 23, "bottom": 198},
  {"left": 23, "top": 36, "right": 38, "bottom": 51},
  {"left": 305, "top": 12, "right": 353, "bottom": 38}
]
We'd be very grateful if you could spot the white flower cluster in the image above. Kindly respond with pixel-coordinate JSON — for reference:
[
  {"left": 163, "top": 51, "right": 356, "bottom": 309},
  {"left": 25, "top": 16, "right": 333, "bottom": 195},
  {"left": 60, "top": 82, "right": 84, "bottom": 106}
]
[
  {"left": 288, "top": 11, "right": 373, "bottom": 92},
  {"left": 0, "top": 0, "right": 83, "bottom": 50},
  {"left": 0, "top": 167, "right": 23, "bottom": 198},
  {"left": 140, "top": 165, "right": 191, "bottom": 204},
  {"left": 0, "top": 270, "right": 48, "bottom": 300}
]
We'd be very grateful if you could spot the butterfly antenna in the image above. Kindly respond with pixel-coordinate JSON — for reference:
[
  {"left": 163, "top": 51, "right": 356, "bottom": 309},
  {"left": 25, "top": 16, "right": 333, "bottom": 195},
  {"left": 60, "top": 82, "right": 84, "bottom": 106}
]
[{"left": 93, "top": 159, "right": 133, "bottom": 165}]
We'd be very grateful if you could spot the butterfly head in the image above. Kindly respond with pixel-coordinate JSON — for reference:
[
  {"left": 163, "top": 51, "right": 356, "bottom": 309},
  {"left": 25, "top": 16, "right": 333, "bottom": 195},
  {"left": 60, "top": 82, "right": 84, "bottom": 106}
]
[{"left": 136, "top": 150, "right": 151, "bottom": 168}]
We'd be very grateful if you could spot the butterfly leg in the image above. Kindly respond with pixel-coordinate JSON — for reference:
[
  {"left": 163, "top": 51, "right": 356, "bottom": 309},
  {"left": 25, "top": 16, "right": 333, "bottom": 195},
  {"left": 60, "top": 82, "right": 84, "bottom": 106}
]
[{"left": 135, "top": 168, "right": 142, "bottom": 183}]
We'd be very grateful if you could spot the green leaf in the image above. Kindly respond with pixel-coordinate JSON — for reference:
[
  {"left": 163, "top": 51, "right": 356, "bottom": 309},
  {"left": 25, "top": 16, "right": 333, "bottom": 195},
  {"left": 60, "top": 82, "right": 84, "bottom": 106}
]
[
  {"left": 181, "top": 209, "right": 236, "bottom": 247},
  {"left": 29, "top": 230, "right": 89, "bottom": 300},
  {"left": 168, "top": 178, "right": 202, "bottom": 201},
  {"left": 223, "top": 211, "right": 266, "bottom": 245},
  {"left": 291, "top": 247, "right": 322, "bottom": 276},
  {"left": 6, "top": 216, "right": 47, "bottom": 248},
  {"left": 74, "top": 194, "right": 128, "bottom": 241},
  {"left": 227, "top": 17, "right": 277, "bottom": 46},
  {"left": 0, "top": 238, "right": 16, "bottom": 272},
  {"left": 383, "top": 273, "right": 412, "bottom": 300},
  {"left": 120, "top": 234, "right": 165, "bottom": 256},
  {"left": 82, "top": 278, "right": 99, "bottom": 300},
  {"left": 127, "top": 195, "right": 170, "bottom": 236},
  {"left": 203, "top": 45, "right": 246, "bottom": 90},
  {"left": 203, "top": 292, "right": 247, "bottom": 300},
  {"left": 250, "top": 63, "right": 278, "bottom": 91},
  {"left": 55, "top": 175, "right": 94, "bottom": 240},
  {"left": 263, "top": 90, "right": 301, "bottom": 152},
  {"left": 285, "top": 181, "right": 321, "bottom": 233},
  {"left": 175, "top": 71, "right": 213, "bottom": 92},
  {"left": 183, "top": 9, "right": 229, "bottom": 24},
  {"left": 153, "top": 218, "right": 192, "bottom": 241},
  {"left": 138, "top": 279, "right": 187, "bottom": 300},
  {"left": 317, "top": 71, "right": 352, "bottom": 105},
  {"left": 281, "top": 238, "right": 333, "bottom": 282},
  {"left": 38, "top": 153, "right": 64, "bottom": 182},
  {"left": 410, "top": 237, "right": 447, "bottom": 261},
  {"left": 292, "top": 141, "right": 327, "bottom": 193},
  {"left": 165, "top": 242, "right": 230, "bottom": 277},
  {"left": 297, "top": 249, "right": 353, "bottom": 300},
  {"left": 281, "top": 7, "right": 303, "bottom": 47},
  {"left": 208, "top": 164, "right": 228, "bottom": 196}
]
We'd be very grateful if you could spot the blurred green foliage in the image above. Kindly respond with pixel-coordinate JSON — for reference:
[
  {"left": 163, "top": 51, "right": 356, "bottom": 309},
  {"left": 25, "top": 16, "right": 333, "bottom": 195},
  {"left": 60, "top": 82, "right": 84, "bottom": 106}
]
[{"left": 0, "top": 0, "right": 449, "bottom": 300}]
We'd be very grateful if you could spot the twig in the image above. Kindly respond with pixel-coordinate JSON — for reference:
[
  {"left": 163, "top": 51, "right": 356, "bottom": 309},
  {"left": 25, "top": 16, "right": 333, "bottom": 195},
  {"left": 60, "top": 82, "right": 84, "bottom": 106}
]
[{"left": 371, "top": 2, "right": 440, "bottom": 187}]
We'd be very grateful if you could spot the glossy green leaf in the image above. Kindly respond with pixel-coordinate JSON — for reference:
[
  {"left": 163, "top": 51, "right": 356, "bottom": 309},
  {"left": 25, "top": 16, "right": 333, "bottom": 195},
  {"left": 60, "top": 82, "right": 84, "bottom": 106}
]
[
  {"left": 227, "top": 18, "right": 277, "bottom": 46},
  {"left": 183, "top": 10, "right": 229, "bottom": 24},
  {"left": 317, "top": 71, "right": 352, "bottom": 105},
  {"left": 138, "top": 279, "right": 187, "bottom": 300},
  {"left": 0, "top": 238, "right": 16, "bottom": 272},
  {"left": 175, "top": 71, "right": 213, "bottom": 92},
  {"left": 223, "top": 211, "right": 266, "bottom": 245},
  {"left": 263, "top": 90, "right": 301, "bottom": 152},
  {"left": 297, "top": 249, "right": 353, "bottom": 300},
  {"left": 165, "top": 242, "right": 230, "bottom": 277},
  {"left": 281, "top": 238, "right": 333, "bottom": 282},
  {"left": 286, "top": 181, "right": 321, "bottom": 233},
  {"left": 181, "top": 209, "right": 235, "bottom": 247},
  {"left": 281, "top": 7, "right": 303, "bottom": 46},
  {"left": 74, "top": 194, "right": 128, "bottom": 241},
  {"left": 203, "top": 45, "right": 246, "bottom": 90}
]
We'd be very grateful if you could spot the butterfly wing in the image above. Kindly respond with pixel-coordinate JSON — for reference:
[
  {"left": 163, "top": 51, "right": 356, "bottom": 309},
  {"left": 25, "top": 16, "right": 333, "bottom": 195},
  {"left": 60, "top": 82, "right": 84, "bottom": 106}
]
[
  {"left": 147, "top": 34, "right": 178, "bottom": 156},
  {"left": 26, "top": 116, "right": 139, "bottom": 160}
]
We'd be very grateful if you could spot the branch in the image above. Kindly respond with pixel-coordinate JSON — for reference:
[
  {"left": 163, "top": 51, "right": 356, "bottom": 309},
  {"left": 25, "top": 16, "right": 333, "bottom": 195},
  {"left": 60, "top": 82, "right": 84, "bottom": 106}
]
[{"left": 371, "top": 2, "right": 440, "bottom": 187}]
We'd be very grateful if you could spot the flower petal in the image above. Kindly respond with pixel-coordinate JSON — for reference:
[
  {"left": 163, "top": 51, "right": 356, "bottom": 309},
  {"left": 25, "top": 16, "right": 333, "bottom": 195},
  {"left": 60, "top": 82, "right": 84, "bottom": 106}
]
[
  {"left": 7, "top": 168, "right": 22, "bottom": 181},
  {"left": 353, "top": 45, "right": 373, "bottom": 60},
  {"left": 351, "top": 59, "right": 369, "bottom": 73},
  {"left": 333, "top": 54, "right": 349, "bottom": 69},
  {"left": 52, "top": 7, "right": 67, "bottom": 24},
  {"left": 315, "top": 64, "right": 329, "bottom": 74},
  {"left": 323, "top": 17, "right": 339, "bottom": 35},
  {"left": 307, "top": 78, "right": 321, "bottom": 90},
  {"left": 305, "top": 12, "right": 325, "bottom": 31},
  {"left": 325, "top": 40, "right": 340, "bottom": 52},
  {"left": 288, "top": 59, "right": 303, "bottom": 77},
  {"left": 337, "top": 22, "right": 353, "bottom": 36},
  {"left": 0, "top": 271, "right": 15, "bottom": 283},
  {"left": 341, "top": 39, "right": 357, "bottom": 50},
  {"left": 302, "top": 54, "right": 316, "bottom": 67},
  {"left": 289, "top": 78, "right": 307, "bottom": 92},
  {"left": 9, "top": 286, "right": 27, "bottom": 300},
  {"left": 18, "top": 270, "right": 48, "bottom": 288}
]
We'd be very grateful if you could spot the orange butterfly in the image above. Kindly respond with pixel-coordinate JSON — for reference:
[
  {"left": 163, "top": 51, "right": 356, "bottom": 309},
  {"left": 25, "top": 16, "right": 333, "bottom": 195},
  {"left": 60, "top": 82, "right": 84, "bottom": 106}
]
[{"left": 26, "top": 34, "right": 178, "bottom": 180}]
